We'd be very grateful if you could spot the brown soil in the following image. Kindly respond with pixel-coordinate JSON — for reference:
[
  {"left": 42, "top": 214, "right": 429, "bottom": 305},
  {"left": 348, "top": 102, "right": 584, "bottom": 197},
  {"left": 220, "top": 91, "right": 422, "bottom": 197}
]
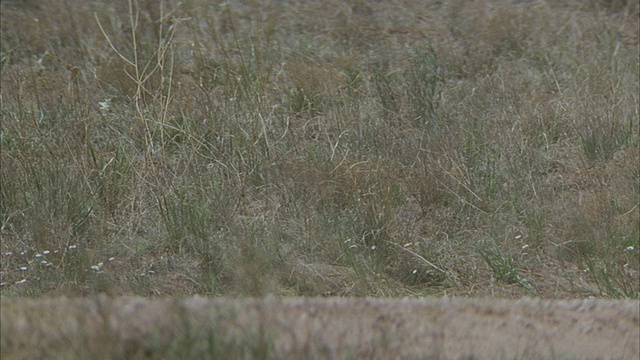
[{"left": 1, "top": 296, "right": 638, "bottom": 359}]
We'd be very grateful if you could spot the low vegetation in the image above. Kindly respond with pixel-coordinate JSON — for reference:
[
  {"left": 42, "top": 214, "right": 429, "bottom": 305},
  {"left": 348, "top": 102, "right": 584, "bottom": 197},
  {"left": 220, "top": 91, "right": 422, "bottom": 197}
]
[{"left": 1, "top": 0, "right": 638, "bottom": 299}]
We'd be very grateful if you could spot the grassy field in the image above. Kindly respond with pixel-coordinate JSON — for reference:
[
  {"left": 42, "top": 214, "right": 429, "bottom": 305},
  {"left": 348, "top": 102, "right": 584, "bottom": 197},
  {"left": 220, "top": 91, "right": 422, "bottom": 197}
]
[{"left": 1, "top": 0, "right": 638, "bottom": 299}]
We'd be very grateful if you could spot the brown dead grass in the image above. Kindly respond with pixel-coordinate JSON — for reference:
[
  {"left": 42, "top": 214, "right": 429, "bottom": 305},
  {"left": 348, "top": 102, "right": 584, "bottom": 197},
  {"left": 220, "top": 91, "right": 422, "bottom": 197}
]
[{"left": 0, "top": 0, "right": 638, "bottom": 299}]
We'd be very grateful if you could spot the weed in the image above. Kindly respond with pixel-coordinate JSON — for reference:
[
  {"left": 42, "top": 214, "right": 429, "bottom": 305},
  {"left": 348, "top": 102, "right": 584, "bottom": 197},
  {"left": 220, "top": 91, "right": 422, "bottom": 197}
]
[
  {"left": 476, "top": 240, "right": 539, "bottom": 296},
  {"left": 404, "top": 45, "right": 445, "bottom": 131},
  {"left": 585, "top": 257, "right": 639, "bottom": 299}
]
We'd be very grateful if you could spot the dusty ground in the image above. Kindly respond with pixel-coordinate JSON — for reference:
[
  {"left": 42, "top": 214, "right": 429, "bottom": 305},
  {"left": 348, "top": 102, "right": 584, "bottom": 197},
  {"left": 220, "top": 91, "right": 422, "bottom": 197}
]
[{"left": 1, "top": 296, "right": 638, "bottom": 359}]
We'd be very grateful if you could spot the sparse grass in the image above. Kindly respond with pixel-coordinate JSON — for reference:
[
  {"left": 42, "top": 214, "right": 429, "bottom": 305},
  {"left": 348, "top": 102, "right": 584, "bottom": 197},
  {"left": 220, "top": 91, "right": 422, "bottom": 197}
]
[{"left": 1, "top": 0, "right": 638, "bottom": 302}]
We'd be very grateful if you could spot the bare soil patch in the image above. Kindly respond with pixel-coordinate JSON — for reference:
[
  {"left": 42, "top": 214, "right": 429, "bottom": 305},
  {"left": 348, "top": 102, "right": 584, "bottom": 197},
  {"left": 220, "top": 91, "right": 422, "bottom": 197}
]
[{"left": 1, "top": 296, "right": 638, "bottom": 359}]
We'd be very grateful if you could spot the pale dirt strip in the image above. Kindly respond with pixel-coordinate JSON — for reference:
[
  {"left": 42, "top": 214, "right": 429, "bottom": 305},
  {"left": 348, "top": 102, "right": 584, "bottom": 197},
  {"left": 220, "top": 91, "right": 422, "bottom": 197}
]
[{"left": 1, "top": 296, "right": 638, "bottom": 359}]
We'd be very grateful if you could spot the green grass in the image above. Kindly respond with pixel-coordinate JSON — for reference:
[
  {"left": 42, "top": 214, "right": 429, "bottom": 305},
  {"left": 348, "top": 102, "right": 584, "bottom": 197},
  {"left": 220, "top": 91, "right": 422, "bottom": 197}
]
[{"left": 1, "top": 0, "right": 638, "bottom": 299}]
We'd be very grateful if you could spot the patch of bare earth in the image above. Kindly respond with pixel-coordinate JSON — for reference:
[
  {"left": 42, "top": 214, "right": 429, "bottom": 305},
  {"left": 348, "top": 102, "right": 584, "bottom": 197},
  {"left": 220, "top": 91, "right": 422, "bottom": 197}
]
[{"left": 1, "top": 296, "right": 638, "bottom": 359}]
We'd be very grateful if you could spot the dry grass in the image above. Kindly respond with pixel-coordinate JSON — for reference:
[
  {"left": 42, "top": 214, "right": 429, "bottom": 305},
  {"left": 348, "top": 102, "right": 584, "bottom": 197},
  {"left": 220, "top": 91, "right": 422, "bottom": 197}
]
[{"left": 1, "top": 0, "right": 638, "bottom": 299}]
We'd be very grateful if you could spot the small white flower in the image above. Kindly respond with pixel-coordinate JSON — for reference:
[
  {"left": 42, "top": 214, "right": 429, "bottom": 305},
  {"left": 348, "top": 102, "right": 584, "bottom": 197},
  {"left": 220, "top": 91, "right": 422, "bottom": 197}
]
[
  {"left": 98, "top": 98, "right": 111, "bottom": 111},
  {"left": 20, "top": 267, "right": 28, "bottom": 271},
  {"left": 625, "top": 246, "right": 634, "bottom": 252},
  {"left": 108, "top": 257, "right": 115, "bottom": 262},
  {"left": 404, "top": 243, "right": 413, "bottom": 248},
  {"left": 370, "top": 245, "right": 377, "bottom": 251},
  {"left": 515, "top": 235, "right": 523, "bottom": 241},
  {"left": 521, "top": 244, "right": 529, "bottom": 250},
  {"left": 40, "top": 260, "right": 48, "bottom": 265},
  {"left": 15, "top": 279, "right": 27, "bottom": 285},
  {"left": 412, "top": 269, "right": 418, "bottom": 274},
  {"left": 5, "top": 252, "right": 12, "bottom": 256},
  {"left": 35, "top": 254, "right": 42, "bottom": 258},
  {"left": 349, "top": 244, "right": 358, "bottom": 249},
  {"left": 68, "top": 245, "right": 77, "bottom": 250},
  {"left": 43, "top": 250, "right": 50, "bottom": 255}
]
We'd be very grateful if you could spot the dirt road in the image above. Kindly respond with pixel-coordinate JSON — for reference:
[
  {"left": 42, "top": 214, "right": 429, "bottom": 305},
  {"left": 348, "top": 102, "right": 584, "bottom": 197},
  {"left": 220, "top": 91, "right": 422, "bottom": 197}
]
[{"left": 1, "top": 297, "right": 638, "bottom": 359}]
